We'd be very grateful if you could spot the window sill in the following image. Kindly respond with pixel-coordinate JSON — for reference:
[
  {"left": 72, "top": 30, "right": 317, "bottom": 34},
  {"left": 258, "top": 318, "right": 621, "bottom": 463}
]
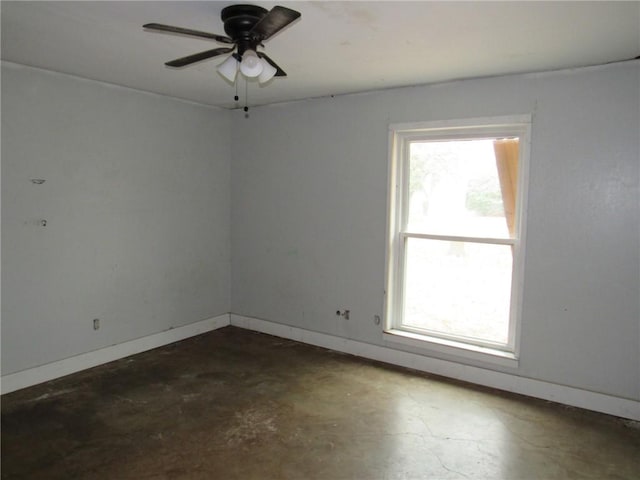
[{"left": 383, "top": 329, "right": 519, "bottom": 368}]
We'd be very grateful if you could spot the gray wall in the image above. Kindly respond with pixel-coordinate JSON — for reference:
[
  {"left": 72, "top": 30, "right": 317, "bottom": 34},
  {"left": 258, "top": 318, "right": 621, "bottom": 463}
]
[
  {"left": 2, "top": 63, "right": 231, "bottom": 375},
  {"left": 231, "top": 61, "right": 640, "bottom": 401},
  {"left": 3, "top": 60, "right": 639, "bottom": 404}
]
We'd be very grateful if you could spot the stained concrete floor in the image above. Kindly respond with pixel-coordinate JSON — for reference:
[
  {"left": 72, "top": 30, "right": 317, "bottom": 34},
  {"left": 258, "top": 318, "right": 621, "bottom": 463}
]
[{"left": 2, "top": 327, "right": 639, "bottom": 480}]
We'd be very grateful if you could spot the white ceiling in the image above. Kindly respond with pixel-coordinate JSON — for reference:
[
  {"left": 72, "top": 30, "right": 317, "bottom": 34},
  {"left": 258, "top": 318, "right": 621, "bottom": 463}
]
[{"left": 2, "top": 1, "right": 639, "bottom": 109}]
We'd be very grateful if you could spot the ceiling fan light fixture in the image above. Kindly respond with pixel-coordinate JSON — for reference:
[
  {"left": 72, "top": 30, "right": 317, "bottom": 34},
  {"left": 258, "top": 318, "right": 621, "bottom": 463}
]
[
  {"left": 217, "top": 55, "right": 239, "bottom": 82},
  {"left": 145, "top": 4, "right": 301, "bottom": 91},
  {"left": 258, "top": 58, "right": 277, "bottom": 84},
  {"left": 239, "top": 49, "right": 263, "bottom": 78}
]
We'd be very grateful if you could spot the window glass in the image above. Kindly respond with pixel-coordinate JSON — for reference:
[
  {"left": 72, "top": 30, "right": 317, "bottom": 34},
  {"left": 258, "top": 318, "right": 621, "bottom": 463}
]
[
  {"left": 403, "top": 237, "right": 513, "bottom": 345},
  {"left": 407, "top": 139, "right": 514, "bottom": 239}
]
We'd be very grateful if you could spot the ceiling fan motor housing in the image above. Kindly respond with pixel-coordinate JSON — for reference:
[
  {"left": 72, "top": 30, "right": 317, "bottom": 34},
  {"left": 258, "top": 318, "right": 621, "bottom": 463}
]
[{"left": 221, "top": 4, "right": 268, "bottom": 53}]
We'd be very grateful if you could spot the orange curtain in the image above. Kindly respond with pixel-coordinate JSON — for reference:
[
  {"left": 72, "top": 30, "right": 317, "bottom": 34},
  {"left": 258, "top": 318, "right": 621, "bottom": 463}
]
[{"left": 493, "top": 139, "right": 519, "bottom": 237}]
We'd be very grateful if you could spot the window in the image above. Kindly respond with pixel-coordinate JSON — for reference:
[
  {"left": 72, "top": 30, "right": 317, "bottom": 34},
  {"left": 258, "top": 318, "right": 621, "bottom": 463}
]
[{"left": 385, "top": 116, "right": 530, "bottom": 364}]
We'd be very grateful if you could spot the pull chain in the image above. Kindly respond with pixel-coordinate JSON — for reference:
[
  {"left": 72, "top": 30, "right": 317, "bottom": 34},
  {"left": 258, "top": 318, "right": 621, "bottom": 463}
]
[{"left": 244, "top": 78, "right": 249, "bottom": 114}]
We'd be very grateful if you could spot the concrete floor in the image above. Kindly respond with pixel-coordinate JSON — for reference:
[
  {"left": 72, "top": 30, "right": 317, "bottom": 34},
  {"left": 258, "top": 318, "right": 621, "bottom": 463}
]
[{"left": 2, "top": 327, "right": 639, "bottom": 480}]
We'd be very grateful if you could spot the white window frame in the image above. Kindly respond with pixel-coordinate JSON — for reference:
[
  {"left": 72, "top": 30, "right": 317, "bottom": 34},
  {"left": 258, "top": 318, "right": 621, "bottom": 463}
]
[{"left": 384, "top": 115, "right": 531, "bottom": 367}]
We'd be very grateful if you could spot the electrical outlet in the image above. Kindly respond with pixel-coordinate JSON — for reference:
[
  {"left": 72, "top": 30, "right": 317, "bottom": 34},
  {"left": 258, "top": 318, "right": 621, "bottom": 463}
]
[{"left": 93, "top": 318, "right": 100, "bottom": 330}]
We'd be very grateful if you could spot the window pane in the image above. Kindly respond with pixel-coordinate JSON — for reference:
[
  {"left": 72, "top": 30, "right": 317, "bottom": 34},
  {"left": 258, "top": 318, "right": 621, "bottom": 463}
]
[
  {"left": 403, "top": 237, "right": 513, "bottom": 345},
  {"left": 407, "top": 139, "right": 516, "bottom": 239}
]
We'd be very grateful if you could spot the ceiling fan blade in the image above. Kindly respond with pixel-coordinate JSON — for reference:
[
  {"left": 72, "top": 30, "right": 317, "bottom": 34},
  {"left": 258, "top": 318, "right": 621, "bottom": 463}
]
[
  {"left": 257, "top": 52, "right": 287, "bottom": 77},
  {"left": 249, "top": 6, "right": 301, "bottom": 41},
  {"left": 165, "top": 47, "right": 234, "bottom": 68},
  {"left": 143, "top": 23, "right": 234, "bottom": 44}
]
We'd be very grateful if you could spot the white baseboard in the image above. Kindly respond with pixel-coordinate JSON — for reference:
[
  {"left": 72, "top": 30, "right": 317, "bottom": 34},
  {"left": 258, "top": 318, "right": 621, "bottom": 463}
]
[
  {"left": 4, "top": 312, "right": 638, "bottom": 421},
  {"left": 1, "top": 314, "right": 230, "bottom": 395},
  {"left": 230, "top": 314, "right": 640, "bottom": 421}
]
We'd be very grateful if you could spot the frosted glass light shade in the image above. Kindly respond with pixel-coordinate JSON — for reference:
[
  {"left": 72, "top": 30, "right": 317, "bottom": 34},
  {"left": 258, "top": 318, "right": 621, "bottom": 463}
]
[
  {"left": 240, "top": 50, "right": 263, "bottom": 78},
  {"left": 217, "top": 55, "right": 239, "bottom": 82},
  {"left": 258, "top": 58, "right": 277, "bottom": 84}
]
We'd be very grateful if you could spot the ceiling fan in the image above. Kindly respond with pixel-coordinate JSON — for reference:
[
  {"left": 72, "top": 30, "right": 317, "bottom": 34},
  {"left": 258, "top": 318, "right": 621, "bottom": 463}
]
[{"left": 143, "top": 4, "right": 301, "bottom": 84}]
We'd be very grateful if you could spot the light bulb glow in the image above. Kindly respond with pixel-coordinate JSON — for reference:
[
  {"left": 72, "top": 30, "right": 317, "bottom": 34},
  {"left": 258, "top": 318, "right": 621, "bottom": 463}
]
[{"left": 240, "top": 50, "right": 263, "bottom": 78}]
